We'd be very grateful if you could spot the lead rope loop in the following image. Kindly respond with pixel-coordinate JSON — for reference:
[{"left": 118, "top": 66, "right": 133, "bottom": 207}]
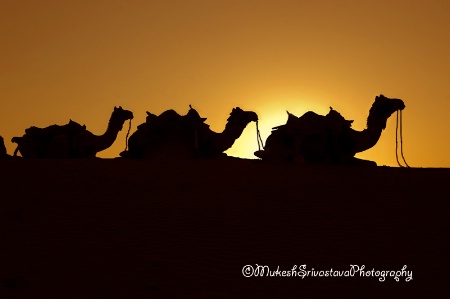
[
  {"left": 396, "top": 110, "right": 410, "bottom": 168},
  {"left": 125, "top": 119, "right": 131, "bottom": 152},
  {"left": 256, "top": 121, "right": 264, "bottom": 151}
]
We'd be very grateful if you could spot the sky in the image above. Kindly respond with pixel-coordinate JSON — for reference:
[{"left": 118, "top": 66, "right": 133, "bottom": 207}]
[{"left": 1, "top": 0, "right": 449, "bottom": 167}]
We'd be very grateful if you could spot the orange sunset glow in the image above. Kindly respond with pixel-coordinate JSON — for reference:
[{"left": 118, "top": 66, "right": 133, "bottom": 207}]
[{"left": 1, "top": 0, "right": 450, "bottom": 167}]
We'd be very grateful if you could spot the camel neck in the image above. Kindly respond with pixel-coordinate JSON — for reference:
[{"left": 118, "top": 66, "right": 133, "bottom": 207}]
[
  {"left": 353, "top": 113, "right": 387, "bottom": 153},
  {"left": 223, "top": 120, "right": 246, "bottom": 137},
  {"left": 222, "top": 121, "right": 250, "bottom": 147},
  {"left": 205, "top": 120, "right": 252, "bottom": 154},
  {"left": 93, "top": 116, "right": 124, "bottom": 153}
]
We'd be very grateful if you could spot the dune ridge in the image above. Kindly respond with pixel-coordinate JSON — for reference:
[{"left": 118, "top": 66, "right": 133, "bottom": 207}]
[{"left": 1, "top": 158, "right": 448, "bottom": 298}]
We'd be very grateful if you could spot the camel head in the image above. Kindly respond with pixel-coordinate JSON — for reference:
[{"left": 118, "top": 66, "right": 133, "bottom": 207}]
[
  {"left": 227, "top": 107, "right": 258, "bottom": 126},
  {"left": 110, "top": 106, "right": 134, "bottom": 131},
  {"left": 376, "top": 94, "right": 405, "bottom": 110},
  {"left": 368, "top": 95, "right": 405, "bottom": 129},
  {"left": 113, "top": 106, "right": 134, "bottom": 121}
]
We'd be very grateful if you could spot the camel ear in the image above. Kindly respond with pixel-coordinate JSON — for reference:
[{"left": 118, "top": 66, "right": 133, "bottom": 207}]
[
  {"left": 146, "top": 111, "right": 150, "bottom": 115},
  {"left": 119, "top": 106, "right": 122, "bottom": 109},
  {"left": 114, "top": 106, "right": 118, "bottom": 110}
]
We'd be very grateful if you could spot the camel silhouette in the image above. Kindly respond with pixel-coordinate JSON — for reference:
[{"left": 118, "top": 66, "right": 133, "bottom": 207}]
[
  {"left": 12, "top": 106, "right": 133, "bottom": 158},
  {"left": 121, "top": 105, "right": 258, "bottom": 158},
  {"left": 255, "top": 94, "right": 405, "bottom": 165}
]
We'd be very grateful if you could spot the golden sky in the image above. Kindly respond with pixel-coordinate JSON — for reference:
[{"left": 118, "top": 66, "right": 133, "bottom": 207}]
[{"left": 1, "top": 0, "right": 449, "bottom": 167}]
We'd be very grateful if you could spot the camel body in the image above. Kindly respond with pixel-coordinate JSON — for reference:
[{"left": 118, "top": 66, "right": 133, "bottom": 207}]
[
  {"left": 12, "top": 106, "right": 133, "bottom": 158},
  {"left": 121, "top": 106, "right": 258, "bottom": 158},
  {"left": 255, "top": 95, "right": 406, "bottom": 165}
]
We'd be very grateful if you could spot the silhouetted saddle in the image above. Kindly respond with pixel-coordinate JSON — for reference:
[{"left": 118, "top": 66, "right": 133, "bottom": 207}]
[
  {"left": 138, "top": 105, "right": 208, "bottom": 133},
  {"left": 273, "top": 108, "right": 353, "bottom": 137},
  {"left": 22, "top": 120, "right": 86, "bottom": 142}
]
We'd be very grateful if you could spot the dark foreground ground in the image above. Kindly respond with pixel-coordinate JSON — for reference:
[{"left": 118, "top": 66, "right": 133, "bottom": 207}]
[{"left": 0, "top": 158, "right": 449, "bottom": 298}]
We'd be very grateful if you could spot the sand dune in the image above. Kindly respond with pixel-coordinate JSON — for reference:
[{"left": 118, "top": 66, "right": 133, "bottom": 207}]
[{"left": 1, "top": 158, "right": 448, "bottom": 298}]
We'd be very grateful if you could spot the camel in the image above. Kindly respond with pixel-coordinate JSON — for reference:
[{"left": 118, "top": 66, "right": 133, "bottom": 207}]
[
  {"left": 121, "top": 105, "right": 258, "bottom": 158},
  {"left": 254, "top": 94, "right": 405, "bottom": 166},
  {"left": 12, "top": 106, "right": 133, "bottom": 158}
]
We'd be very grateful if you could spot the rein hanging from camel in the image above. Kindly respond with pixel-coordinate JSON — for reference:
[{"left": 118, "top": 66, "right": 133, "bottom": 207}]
[
  {"left": 124, "top": 119, "right": 132, "bottom": 152},
  {"left": 395, "top": 110, "right": 410, "bottom": 168},
  {"left": 256, "top": 121, "right": 264, "bottom": 151}
]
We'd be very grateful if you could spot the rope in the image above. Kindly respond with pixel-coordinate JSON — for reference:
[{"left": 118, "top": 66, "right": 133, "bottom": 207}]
[
  {"left": 395, "top": 110, "right": 410, "bottom": 168},
  {"left": 256, "top": 121, "right": 264, "bottom": 151},
  {"left": 399, "top": 110, "right": 410, "bottom": 168},
  {"left": 124, "top": 119, "right": 131, "bottom": 152}
]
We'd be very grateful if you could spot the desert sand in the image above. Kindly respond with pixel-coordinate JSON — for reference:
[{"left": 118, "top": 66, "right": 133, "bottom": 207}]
[{"left": 1, "top": 158, "right": 448, "bottom": 298}]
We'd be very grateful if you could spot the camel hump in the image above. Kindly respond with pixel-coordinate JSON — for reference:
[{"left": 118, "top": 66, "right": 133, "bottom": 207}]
[
  {"left": 290, "top": 111, "right": 326, "bottom": 131},
  {"left": 158, "top": 109, "right": 182, "bottom": 123},
  {"left": 153, "top": 107, "right": 207, "bottom": 129},
  {"left": 160, "top": 109, "right": 180, "bottom": 117}
]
